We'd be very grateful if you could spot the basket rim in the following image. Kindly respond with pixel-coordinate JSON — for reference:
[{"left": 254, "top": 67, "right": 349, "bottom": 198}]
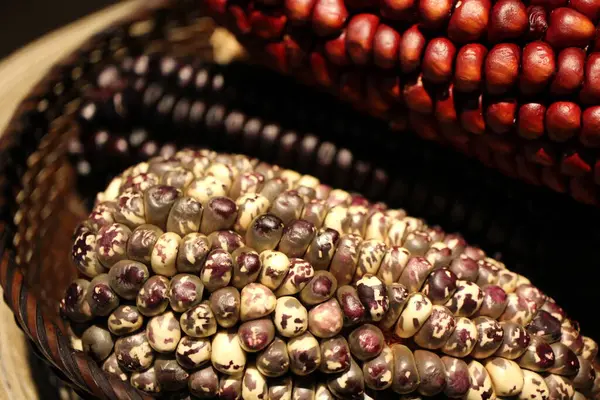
[{"left": 0, "top": 1, "right": 179, "bottom": 399}]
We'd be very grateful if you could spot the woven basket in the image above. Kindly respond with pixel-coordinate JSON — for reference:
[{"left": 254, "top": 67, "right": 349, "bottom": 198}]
[{"left": 0, "top": 0, "right": 599, "bottom": 399}]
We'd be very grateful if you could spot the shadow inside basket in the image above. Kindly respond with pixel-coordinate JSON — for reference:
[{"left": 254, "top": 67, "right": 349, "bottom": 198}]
[{"left": 1, "top": 1, "right": 600, "bottom": 399}]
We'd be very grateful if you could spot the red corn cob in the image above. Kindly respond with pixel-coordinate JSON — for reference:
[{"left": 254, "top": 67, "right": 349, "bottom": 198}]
[{"left": 200, "top": 0, "right": 600, "bottom": 206}]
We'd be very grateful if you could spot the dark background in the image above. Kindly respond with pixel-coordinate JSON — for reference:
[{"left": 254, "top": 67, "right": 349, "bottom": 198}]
[{"left": 0, "top": 0, "right": 118, "bottom": 59}]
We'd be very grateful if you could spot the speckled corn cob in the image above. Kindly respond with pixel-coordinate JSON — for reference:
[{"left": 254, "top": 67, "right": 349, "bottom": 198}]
[
  {"left": 197, "top": 0, "right": 600, "bottom": 206},
  {"left": 61, "top": 149, "right": 599, "bottom": 399}
]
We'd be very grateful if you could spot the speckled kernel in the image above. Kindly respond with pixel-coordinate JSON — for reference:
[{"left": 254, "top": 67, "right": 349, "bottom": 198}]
[
  {"left": 315, "top": 383, "right": 335, "bottom": 400},
  {"left": 398, "top": 256, "right": 434, "bottom": 293},
  {"left": 180, "top": 303, "right": 217, "bottom": 338},
  {"left": 207, "top": 230, "right": 244, "bottom": 253},
  {"left": 573, "top": 357, "right": 595, "bottom": 391},
  {"left": 102, "top": 353, "right": 128, "bottom": 382},
  {"left": 162, "top": 167, "right": 195, "bottom": 190},
  {"left": 88, "top": 202, "right": 117, "bottom": 232},
  {"left": 525, "top": 310, "right": 562, "bottom": 343},
  {"left": 277, "top": 220, "right": 316, "bottom": 259},
  {"left": 517, "top": 369, "right": 550, "bottom": 400},
  {"left": 386, "top": 219, "right": 408, "bottom": 247},
  {"left": 414, "top": 350, "right": 446, "bottom": 396},
  {"left": 499, "top": 293, "right": 538, "bottom": 326},
  {"left": 246, "top": 213, "right": 285, "bottom": 253},
  {"left": 348, "top": 324, "right": 385, "bottom": 361},
  {"left": 115, "top": 189, "right": 146, "bottom": 228},
  {"left": 175, "top": 336, "right": 211, "bottom": 370},
  {"left": 301, "top": 199, "right": 328, "bottom": 229},
  {"left": 268, "top": 376, "right": 293, "bottom": 400},
  {"left": 257, "top": 337, "right": 290, "bottom": 377},
  {"left": 464, "top": 360, "right": 496, "bottom": 400},
  {"left": 270, "top": 190, "right": 305, "bottom": 225},
  {"left": 108, "top": 305, "right": 144, "bottom": 336},
  {"left": 336, "top": 285, "right": 366, "bottom": 326},
  {"left": 144, "top": 185, "right": 180, "bottom": 230},
  {"left": 238, "top": 318, "right": 276, "bottom": 352},
  {"left": 230, "top": 171, "right": 265, "bottom": 199},
  {"left": 176, "top": 232, "right": 210, "bottom": 273},
  {"left": 582, "top": 336, "right": 598, "bottom": 360},
  {"left": 166, "top": 196, "right": 203, "bottom": 236},
  {"left": 561, "top": 325, "right": 584, "bottom": 354},
  {"left": 497, "top": 269, "right": 519, "bottom": 293},
  {"left": 96, "top": 223, "right": 131, "bottom": 269},
  {"left": 308, "top": 298, "right": 344, "bottom": 339},
  {"left": 234, "top": 193, "right": 270, "bottom": 235},
  {"left": 517, "top": 335, "right": 556, "bottom": 372},
  {"left": 322, "top": 205, "right": 350, "bottom": 234},
  {"left": 205, "top": 162, "right": 238, "bottom": 192},
  {"left": 209, "top": 287, "right": 240, "bottom": 328},
  {"left": 319, "top": 335, "right": 351, "bottom": 375},
  {"left": 114, "top": 332, "right": 154, "bottom": 372},
  {"left": 327, "top": 358, "right": 365, "bottom": 400},
  {"left": 240, "top": 282, "right": 277, "bottom": 321},
  {"left": 189, "top": 364, "right": 220, "bottom": 398},
  {"left": 473, "top": 285, "right": 508, "bottom": 319},
  {"left": 441, "top": 356, "right": 471, "bottom": 398},
  {"left": 127, "top": 224, "right": 163, "bottom": 264},
  {"left": 354, "top": 239, "right": 387, "bottom": 281},
  {"left": 260, "top": 178, "right": 287, "bottom": 204},
  {"left": 403, "top": 231, "right": 433, "bottom": 256},
  {"left": 329, "top": 234, "right": 362, "bottom": 286},
  {"left": 363, "top": 345, "right": 394, "bottom": 390},
  {"left": 364, "top": 211, "right": 389, "bottom": 242},
  {"left": 444, "top": 280, "right": 484, "bottom": 317},
  {"left": 421, "top": 269, "right": 453, "bottom": 304},
  {"left": 258, "top": 250, "right": 290, "bottom": 290},
  {"left": 187, "top": 175, "right": 228, "bottom": 205},
  {"left": 155, "top": 357, "right": 189, "bottom": 392},
  {"left": 376, "top": 246, "right": 410, "bottom": 286},
  {"left": 471, "top": 316, "right": 504, "bottom": 359},
  {"left": 391, "top": 344, "right": 420, "bottom": 394},
  {"left": 71, "top": 224, "right": 104, "bottom": 278},
  {"left": 231, "top": 246, "right": 262, "bottom": 289},
  {"left": 515, "top": 284, "right": 547, "bottom": 309},
  {"left": 274, "top": 296, "right": 308, "bottom": 338},
  {"left": 449, "top": 255, "right": 479, "bottom": 283},
  {"left": 59, "top": 280, "right": 92, "bottom": 323},
  {"left": 287, "top": 331, "right": 322, "bottom": 375},
  {"left": 441, "top": 316, "right": 478, "bottom": 358},
  {"left": 414, "top": 305, "right": 457, "bottom": 349},
  {"left": 147, "top": 311, "right": 181, "bottom": 353},
  {"left": 167, "top": 273, "right": 203, "bottom": 312},
  {"left": 346, "top": 205, "right": 369, "bottom": 236},
  {"left": 105, "top": 250, "right": 149, "bottom": 293},
  {"left": 86, "top": 274, "right": 120, "bottom": 317},
  {"left": 495, "top": 321, "right": 531, "bottom": 359},
  {"left": 544, "top": 374, "right": 575, "bottom": 400},
  {"left": 293, "top": 377, "right": 316, "bottom": 400},
  {"left": 151, "top": 232, "right": 181, "bottom": 277},
  {"left": 200, "top": 196, "right": 238, "bottom": 234},
  {"left": 211, "top": 331, "right": 246, "bottom": 375},
  {"left": 120, "top": 172, "right": 160, "bottom": 193},
  {"left": 485, "top": 357, "right": 524, "bottom": 396},
  {"left": 379, "top": 283, "right": 410, "bottom": 331},
  {"left": 394, "top": 292, "right": 433, "bottom": 338},
  {"left": 304, "top": 228, "right": 340, "bottom": 271},
  {"left": 242, "top": 365, "right": 269, "bottom": 400},
  {"left": 541, "top": 300, "right": 566, "bottom": 323},
  {"left": 130, "top": 366, "right": 160, "bottom": 395},
  {"left": 201, "top": 248, "right": 233, "bottom": 292},
  {"left": 548, "top": 342, "right": 580, "bottom": 376},
  {"left": 299, "top": 270, "right": 337, "bottom": 306},
  {"left": 356, "top": 274, "right": 389, "bottom": 321},
  {"left": 82, "top": 325, "right": 114, "bottom": 362},
  {"left": 136, "top": 275, "right": 170, "bottom": 317},
  {"left": 275, "top": 258, "right": 314, "bottom": 296}
]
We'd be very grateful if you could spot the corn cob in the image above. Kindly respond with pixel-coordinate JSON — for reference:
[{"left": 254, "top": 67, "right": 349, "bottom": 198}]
[
  {"left": 61, "top": 149, "right": 598, "bottom": 399},
  {"left": 69, "top": 54, "right": 600, "bottom": 331},
  {"left": 197, "top": 0, "right": 600, "bottom": 206}
]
